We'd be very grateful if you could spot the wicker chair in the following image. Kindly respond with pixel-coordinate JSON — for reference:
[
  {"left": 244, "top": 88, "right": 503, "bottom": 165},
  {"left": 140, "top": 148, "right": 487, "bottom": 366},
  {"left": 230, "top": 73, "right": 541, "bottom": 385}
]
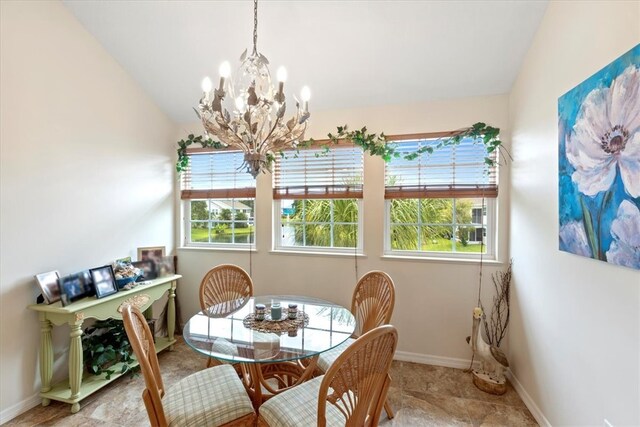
[
  {"left": 257, "top": 325, "right": 398, "bottom": 427},
  {"left": 316, "top": 270, "right": 396, "bottom": 418},
  {"left": 200, "top": 264, "right": 254, "bottom": 317},
  {"left": 121, "top": 305, "right": 255, "bottom": 427},
  {"left": 199, "top": 264, "right": 253, "bottom": 367}
]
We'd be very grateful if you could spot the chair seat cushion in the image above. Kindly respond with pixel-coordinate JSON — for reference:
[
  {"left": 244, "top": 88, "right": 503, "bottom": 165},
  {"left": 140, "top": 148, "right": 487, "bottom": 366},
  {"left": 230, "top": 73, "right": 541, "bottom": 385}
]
[
  {"left": 317, "top": 338, "right": 355, "bottom": 372},
  {"left": 259, "top": 376, "right": 346, "bottom": 427},
  {"left": 164, "top": 364, "right": 254, "bottom": 426}
]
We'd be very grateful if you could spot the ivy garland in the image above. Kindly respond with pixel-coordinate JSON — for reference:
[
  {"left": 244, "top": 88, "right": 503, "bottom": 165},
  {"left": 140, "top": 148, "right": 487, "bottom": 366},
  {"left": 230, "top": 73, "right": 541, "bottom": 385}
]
[{"left": 176, "top": 122, "right": 508, "bottom": 174}]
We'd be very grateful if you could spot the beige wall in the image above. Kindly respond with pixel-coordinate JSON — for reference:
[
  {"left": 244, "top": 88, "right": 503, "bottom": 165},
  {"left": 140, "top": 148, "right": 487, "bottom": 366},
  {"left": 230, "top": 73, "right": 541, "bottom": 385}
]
[
  {"left": 176, "top": 94, "right": 510, "bottom": 364},
  {"left": 508, "top": 1, "right": 640, "bottom": 426},
  {"left": 0, "top": 0, "right": 176, "bottom": 420}
]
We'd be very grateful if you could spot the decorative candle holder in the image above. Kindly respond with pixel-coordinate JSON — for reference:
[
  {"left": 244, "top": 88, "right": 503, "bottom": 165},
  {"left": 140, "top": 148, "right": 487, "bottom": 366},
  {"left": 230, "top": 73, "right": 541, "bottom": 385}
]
[
  {"left": 288, "top": 303, "right": 298, "bottom": 320},
  {"left": 270, "top": 303, "right": 282, "bottom": 320},
  {"left": 255, "top": 303, "right": 266, "bottom": 321}
]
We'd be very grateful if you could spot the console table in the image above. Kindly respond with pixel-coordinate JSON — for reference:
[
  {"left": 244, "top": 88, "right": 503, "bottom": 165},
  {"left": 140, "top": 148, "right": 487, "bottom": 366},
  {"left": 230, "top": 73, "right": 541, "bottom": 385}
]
[{"left": 27, "top": 274, "right": 180, "bottom": 413}]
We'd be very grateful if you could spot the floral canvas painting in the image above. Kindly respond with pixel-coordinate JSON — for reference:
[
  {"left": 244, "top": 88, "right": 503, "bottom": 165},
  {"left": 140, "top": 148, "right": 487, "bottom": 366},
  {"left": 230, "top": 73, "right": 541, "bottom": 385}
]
[{"left": 559, "top": 44, "right": 639, "bottom": 270}]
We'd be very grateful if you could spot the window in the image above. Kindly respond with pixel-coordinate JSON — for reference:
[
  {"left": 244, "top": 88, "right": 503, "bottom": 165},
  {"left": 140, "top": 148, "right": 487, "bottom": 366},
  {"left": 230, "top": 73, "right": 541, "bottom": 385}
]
[
  {"left": 273, "top": 145, "right": 363, "bottom": 252},
  {"left": 385, "top": 135, "right": 498, "bottom": 258},
  {"left": 181, "top": 150, "right": 256, "bottom": 246}
]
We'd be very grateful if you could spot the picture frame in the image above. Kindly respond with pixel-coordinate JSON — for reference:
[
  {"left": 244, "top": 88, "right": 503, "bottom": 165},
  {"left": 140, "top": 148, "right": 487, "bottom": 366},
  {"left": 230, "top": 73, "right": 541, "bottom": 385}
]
[
  {"left": 58, "top": 274, "right": 87, "bottom": 306},
  {"left": 79, "top": 270, "right": 95, "bottom": 297},
  {"left": 132, "top": 259, "right": 157, "bottom": 281},
  {"left": 90, "top": 265, "right": 118, "bottom": 299},
  {"left": 156, "top": 256, "right": 175, "bottom": 278},
  {"left": 137, "top": 246, "right": 165, "bottom": 264},
  {"left": 35, "top": 271, "right": 61, "bottom": 304}
]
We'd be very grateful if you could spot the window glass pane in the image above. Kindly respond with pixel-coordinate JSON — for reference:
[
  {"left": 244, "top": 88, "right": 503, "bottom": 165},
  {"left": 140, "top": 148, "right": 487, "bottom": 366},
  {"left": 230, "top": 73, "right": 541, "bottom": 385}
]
[
  {"left": 390, "top": 225, "right": 419, "bottom": 250},
  {"left": 188, "top": 198, "right": 255, "bottom": 245},
  {"left": 305, "top": 224, "right": 331, "bottom": 247},
  {"left": 390, "top": 199, "right": 418, "bottom": 223},
  {"left": 190, "top": 222, "right": 209, "bottom": 242},
  {"left": 279, "top": 199, "right": 358, "bottom": 249},
  {"left": 334, "top": 224, "right": 357, "bottom": 248},
  {"left": 420, "top": 199, "right": 452, "bottom": 224},
  {"left": 191, "top": 200, "right": 210, "bottom": 221},
  {"left": 388, "top": 197, "right": 490, "bottom": 255},
  {"left": 421, "top": 226, "right": 452, "bottom": 252}
]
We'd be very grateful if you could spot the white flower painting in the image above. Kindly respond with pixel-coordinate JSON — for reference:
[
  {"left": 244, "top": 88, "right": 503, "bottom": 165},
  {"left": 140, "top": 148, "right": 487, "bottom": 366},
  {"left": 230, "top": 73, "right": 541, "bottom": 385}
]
[{"left": 559, "top": 44, "right": 640, "bottom": 270}]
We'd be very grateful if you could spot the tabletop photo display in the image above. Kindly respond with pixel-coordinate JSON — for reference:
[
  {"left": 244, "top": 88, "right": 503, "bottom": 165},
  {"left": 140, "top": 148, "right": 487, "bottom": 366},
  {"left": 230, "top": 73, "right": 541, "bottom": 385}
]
[
  {"left": 35, "top": 271, "right": 61, "bottom": 304},
  {"left": 90, "top": 265, "right": 118, "bottom": 299},
  {"left": 34, "top": 249, "right": 175, "bottom": 306}
]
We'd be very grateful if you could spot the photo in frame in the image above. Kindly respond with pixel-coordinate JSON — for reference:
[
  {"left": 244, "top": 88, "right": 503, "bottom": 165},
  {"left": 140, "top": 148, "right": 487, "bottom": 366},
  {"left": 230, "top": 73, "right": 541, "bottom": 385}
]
[
  {"left": 35, "top": 271, "right": 61, "bottom": 304},
  {"left": 79, "top": 270, "right": 95, "bottom": 297},
  {"left": 90, "top": 265, "right": 118, "bottom": 299},
  {"left": 58, "top": 274, "right": 87, "bottom": 306},
  {"left": 156, "top": 256, "right": 175, "bottom": 277},
  {"left": 137, "top": 246, "right": 165, "bottom": 264},
  {"left": 132, "top": 260, "right": 157, "bottom": 281}
]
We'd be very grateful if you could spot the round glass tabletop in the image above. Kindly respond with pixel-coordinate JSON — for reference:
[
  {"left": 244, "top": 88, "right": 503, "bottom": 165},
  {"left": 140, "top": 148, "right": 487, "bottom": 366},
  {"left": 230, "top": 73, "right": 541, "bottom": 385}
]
[{"left": 183, "top": 295, "right": 356, "bottom": 364}]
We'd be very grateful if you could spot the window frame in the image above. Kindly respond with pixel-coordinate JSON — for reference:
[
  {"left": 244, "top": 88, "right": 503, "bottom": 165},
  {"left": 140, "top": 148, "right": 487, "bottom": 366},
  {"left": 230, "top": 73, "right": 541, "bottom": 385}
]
[
  {"left": 182, "top": 198, "right": 257, "bottom": 249},
  {"left": 384, "top": 197, "right": 496, "bottom": 260},
  {"left": 383, "top": 132, "right": 498, "bottom": 260},
  {"left": 180, "top": 148, "right": 257, "bottom": 249},
  {"left": 273, "top": 198, "right": 364, "bottom": 255}
]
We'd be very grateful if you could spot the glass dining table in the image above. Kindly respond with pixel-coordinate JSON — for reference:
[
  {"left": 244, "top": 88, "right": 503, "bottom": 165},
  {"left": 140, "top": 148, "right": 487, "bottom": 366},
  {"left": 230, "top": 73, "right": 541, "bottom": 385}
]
[{"left": 182, "top": 295, "right": 356, "bottom": 409}]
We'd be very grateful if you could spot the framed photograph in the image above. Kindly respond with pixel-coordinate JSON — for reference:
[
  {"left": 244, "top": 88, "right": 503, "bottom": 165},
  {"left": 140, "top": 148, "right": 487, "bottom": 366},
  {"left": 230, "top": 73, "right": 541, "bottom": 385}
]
[
  {"left": 137, "top": 246, "right": 165, "bottom": 264},
  {"left": 35, "top": 271, "right": 61, "bottom": 304},
  {"left": 79, "top": 270, "right": 95, "bottom": 297},
  {"left": 90, "top": 265, "right": 118, "bottom": 299},
  {"left": 58, "top": 274, "right": 87, "bottom": 306},
  {"left": 156, "top": 256, "right": 175, "bottom": 277},
  {"left": 132, "top": 259, "right": 157, "bottom": 281}
]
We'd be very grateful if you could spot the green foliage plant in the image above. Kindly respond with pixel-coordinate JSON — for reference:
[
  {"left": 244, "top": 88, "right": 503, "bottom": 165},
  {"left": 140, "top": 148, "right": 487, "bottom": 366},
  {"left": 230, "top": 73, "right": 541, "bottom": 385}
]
[
  {"left": 82, "top": 319, "right": 135, "bottom": 380},
  {"left": 175, "top": 122, "right": 509, "bottom": 174}
]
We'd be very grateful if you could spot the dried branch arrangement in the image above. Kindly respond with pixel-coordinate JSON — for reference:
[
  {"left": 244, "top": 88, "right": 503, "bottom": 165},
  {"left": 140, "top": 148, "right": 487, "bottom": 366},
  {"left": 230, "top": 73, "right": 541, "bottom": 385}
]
[{"left": 482, "top": 259, "right": 512, "bottom": 347}]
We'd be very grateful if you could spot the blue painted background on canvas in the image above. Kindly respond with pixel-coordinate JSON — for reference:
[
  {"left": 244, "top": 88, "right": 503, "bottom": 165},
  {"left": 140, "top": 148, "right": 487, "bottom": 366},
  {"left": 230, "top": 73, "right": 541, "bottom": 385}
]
[{"left": 558, "top": 44, "right": 640, "bottom": 270}]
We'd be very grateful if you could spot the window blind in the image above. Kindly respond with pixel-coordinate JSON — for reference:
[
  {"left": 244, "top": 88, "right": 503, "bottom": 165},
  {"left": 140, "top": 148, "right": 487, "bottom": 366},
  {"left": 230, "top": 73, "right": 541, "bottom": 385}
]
[
  {"left": 384, "top": 136, "right": 498, "bottom": 199},
  {"left": 180, "top": 150, "right": 256, "bottom": 199},
  {"left": 273, "top": 145, "right": 363, "bottom": 199}
]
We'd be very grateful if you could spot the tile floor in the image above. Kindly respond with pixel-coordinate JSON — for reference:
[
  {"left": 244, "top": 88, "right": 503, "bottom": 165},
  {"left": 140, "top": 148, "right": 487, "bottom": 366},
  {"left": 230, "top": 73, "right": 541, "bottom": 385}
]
[{"left": 3, "top": 338, "right": 537, "bottom": 426}]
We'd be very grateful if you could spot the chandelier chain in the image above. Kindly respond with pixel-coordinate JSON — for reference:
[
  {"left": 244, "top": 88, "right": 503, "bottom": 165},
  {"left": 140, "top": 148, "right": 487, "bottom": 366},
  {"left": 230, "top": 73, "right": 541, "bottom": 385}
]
[{"left": 252, "top": 0, "right": 258, "bottom": 55}]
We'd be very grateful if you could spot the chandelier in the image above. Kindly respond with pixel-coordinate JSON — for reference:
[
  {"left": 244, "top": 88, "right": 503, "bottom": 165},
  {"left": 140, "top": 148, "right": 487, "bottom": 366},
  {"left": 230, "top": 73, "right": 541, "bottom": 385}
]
[{"left": 196, "top": 0, "right": 311, "bottom": 178}]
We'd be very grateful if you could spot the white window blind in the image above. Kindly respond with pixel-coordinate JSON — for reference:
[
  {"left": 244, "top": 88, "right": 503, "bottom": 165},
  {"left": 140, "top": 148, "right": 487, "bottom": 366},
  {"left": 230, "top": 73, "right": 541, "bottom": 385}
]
[
  {"left": 273, "top": 145, "right": 364, "bottom": 199},
  {"left": 181, "top": 150, "right": 256, "bottom": 199},
  {"left": 384, "top": 136, "right": 498, "bottom": 199}
]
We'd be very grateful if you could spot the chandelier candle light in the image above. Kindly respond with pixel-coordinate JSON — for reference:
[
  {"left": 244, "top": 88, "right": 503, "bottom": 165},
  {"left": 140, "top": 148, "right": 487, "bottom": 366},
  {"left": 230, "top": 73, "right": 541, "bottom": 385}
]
[{"left": 196, "top": 0, "right": 311, "bottom": 178}]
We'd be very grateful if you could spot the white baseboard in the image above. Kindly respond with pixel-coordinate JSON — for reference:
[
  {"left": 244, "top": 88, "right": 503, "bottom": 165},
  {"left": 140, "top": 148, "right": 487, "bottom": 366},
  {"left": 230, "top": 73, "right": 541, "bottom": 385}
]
[
  {"left": 506, "top": 370, "right": 552, "bottom": 427},
  {"left": 0, "top": 393, "right": 41, "bottom": 425},
  {"left": 395, "top": 350, "right": 551, "bottom": 427},
  {"left": 394, "top": 350, "right": 478, "bottom": 370}
]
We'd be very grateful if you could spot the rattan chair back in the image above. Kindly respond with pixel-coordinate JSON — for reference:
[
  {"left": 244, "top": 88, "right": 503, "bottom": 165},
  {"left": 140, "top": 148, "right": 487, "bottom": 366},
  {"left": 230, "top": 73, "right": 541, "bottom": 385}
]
[
  {"left": 351, "top": 271, "right": 395, "bottom": 337},
  {"left": 199, "top": 264, "right": 254, "bottom": 317},
  {"left": 318, "top": 325, "right": 398, "bottom": 427},
  {"left": 122, "top": 305, "right": 167, "bottom": 426}
]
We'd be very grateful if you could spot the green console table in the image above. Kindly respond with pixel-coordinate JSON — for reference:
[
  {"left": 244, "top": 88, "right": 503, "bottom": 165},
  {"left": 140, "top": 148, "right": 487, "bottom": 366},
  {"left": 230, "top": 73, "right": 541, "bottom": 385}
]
[{"left": 27, "top": 274, "right": 180, "bottom": 413}]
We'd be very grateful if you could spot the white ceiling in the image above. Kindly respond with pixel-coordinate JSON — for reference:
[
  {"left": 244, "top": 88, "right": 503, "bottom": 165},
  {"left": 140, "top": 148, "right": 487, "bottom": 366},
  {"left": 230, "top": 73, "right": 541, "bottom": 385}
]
[{"left": 63, "top": 0, "right": 548, "bottom": 123}]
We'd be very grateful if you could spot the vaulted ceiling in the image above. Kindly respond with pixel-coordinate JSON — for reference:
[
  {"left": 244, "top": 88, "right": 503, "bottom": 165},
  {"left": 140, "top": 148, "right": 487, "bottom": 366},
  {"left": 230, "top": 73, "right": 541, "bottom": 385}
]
[{"left": 63, "top": 0, "right": 548, "bottom": 123}]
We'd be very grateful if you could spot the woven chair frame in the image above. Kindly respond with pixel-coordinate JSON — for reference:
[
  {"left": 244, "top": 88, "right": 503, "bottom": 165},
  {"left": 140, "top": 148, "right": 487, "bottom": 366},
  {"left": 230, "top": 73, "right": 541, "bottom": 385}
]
[
  {"left": 123, "top": 305, "right": 255, "bottom": 427},
  {"left": 318, "top": 325, "right": 398, "bottom": 427},
  {"left": 351, "top": 271, "right": 396, "bottom": 338},
  {"left": 199, "top": 264, "right": 254, "bottom": 317}
]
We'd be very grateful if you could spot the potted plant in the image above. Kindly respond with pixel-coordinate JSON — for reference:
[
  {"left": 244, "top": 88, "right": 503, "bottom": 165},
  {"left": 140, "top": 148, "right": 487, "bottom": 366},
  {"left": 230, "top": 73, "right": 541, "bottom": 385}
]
[{"left": 82, "top": 319, "right": 135, "bottom": 380}]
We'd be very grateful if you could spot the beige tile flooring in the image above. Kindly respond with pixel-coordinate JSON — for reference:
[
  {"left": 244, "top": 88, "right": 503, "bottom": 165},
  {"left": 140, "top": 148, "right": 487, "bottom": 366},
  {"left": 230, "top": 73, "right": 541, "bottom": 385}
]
[{"left": 4, "top": 338, "right": 537, "bottom": 426}]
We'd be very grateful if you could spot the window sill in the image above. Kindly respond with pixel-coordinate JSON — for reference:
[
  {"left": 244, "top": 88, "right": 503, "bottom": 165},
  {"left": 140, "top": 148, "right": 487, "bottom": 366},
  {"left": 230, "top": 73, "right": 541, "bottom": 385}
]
[
  {"left": 381, "top": 254, "right": 504, "bottom": 265},
  {"left": 270, "top": 249, "right": 366, "bottom": 258},
  {"left": 178, "top": 246, "right": 258, "bottom": 253}
]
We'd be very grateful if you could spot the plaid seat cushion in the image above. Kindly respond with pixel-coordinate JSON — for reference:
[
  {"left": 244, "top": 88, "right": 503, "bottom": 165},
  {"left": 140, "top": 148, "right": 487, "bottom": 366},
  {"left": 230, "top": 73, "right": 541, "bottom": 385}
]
[
  {"left": 164, "top": 364, "right": 254, "bottom": 426},
  {"left": 317, "top": 338, "right": 355, "bottom": 372},
  {"left": 259, "top": 376, "right": 346, "bottom": 427}
]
